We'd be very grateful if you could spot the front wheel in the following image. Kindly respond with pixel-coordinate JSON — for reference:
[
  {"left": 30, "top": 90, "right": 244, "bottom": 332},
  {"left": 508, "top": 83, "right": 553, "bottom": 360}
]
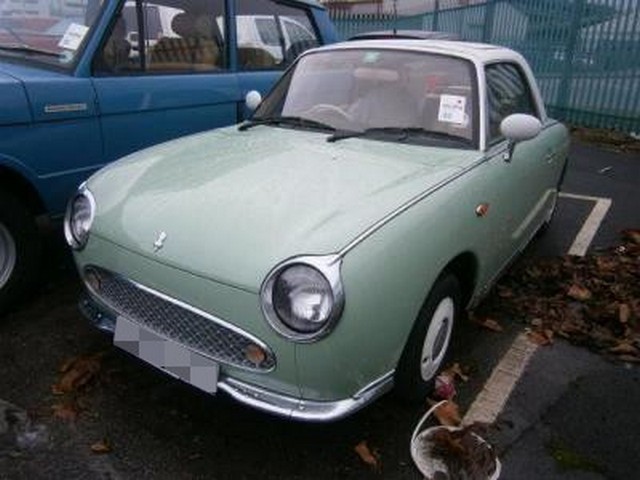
[
  {"left": 395, "top": 274, "right": 462, "bottom": 402},
  {"left": 0, "top": 191, "right": 42, "bottom": 315}
]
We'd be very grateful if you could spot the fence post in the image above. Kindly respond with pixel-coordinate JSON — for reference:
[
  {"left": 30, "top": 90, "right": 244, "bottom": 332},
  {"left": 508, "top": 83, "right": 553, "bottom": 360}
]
[
  {"left": 557, "top": 0, "right": 586, "bottom": 120},
  {"left": 433, "top": 0, "right": 440, "bottom": 30},
  {"left": 482, "top": 0, "right": 496, "bottom": 43}
]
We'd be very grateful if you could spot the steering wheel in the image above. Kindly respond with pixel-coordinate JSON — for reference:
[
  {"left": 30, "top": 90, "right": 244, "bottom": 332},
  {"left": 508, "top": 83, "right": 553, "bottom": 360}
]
[{"left": 304, "top": 103, "right": 353, "bottom": 124}]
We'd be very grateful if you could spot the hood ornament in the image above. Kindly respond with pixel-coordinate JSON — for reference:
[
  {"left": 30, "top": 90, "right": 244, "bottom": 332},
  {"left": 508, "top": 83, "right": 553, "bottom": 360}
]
[{"left": 153, "top": 231, "right": 167, "bottom": 252}]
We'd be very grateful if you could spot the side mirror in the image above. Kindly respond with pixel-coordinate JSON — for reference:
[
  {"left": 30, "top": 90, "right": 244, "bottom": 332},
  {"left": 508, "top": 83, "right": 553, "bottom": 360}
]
[
  {"left": 499, "top": 114, "right": 542, "bottom": 162},
  {"left": 245, "top": 90, "right": 262, "bottom": 111}
]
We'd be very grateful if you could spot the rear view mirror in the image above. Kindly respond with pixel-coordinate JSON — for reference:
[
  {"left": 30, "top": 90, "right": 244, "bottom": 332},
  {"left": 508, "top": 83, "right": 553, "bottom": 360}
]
[
  {"left": 500, "top": 114, "right": 542, "bottom": 162},
  {"left": 245, "top": 90, "right": 262, "bottom": 111},
  {"left": 500, "top": 113, "right": 542, "bottom": 142}
]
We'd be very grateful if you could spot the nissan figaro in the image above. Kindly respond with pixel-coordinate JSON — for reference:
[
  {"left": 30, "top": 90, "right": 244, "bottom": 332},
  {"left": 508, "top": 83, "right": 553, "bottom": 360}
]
[{"left": 66, "top": 40, "right": 569, "bottom": 421}]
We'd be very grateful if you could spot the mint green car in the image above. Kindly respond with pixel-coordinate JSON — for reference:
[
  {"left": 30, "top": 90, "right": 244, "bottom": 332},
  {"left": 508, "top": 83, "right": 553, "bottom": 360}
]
[{"left": 66, "top": 40, "right": 569, "bottom": 421}]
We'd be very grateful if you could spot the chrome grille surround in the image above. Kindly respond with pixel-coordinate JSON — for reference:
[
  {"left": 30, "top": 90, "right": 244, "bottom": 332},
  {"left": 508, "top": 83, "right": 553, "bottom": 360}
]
[{"left": 83, "top": 266, "right": 276, "bottom": 372}]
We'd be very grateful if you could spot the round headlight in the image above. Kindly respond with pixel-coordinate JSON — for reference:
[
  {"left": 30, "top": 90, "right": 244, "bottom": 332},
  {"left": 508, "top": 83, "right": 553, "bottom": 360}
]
[
  {"left": 64, "top": 187, "right": 95, "bottom": 250},
  {"left": 273, "top": 265, "right": 333, "bottom": 333},
  {"left": 261, "top": 255, "right": 344, "bottom": 342}
]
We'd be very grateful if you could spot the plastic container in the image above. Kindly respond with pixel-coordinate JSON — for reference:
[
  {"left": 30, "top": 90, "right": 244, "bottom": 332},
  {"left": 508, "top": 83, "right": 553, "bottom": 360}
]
[{"left": 410, "top": 401, "right": 501, "bottom": 479}]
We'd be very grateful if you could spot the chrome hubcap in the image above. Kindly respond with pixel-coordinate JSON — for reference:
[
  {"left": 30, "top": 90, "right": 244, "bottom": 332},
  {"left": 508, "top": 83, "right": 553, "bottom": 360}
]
[
  {"left": 420, "top": 297, "right": 454, "bottom": 381},
  {"left": 0, "top": 222, "right": 17, "bottom": 289}
]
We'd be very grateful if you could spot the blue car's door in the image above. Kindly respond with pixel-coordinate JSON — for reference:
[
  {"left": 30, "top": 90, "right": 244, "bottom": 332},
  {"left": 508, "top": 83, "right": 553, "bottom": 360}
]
[
  {"left": 91, "top": 0, "right": 241, "bottom": 163},
  {"left": 90, "top": 0, "right": 329, "bottom": 163},
  {"left": 232, "top": 0, "right": 323, "bottom": 120},
  {"left": 92, "top": 72, "right": 240, "bottom": 162}
]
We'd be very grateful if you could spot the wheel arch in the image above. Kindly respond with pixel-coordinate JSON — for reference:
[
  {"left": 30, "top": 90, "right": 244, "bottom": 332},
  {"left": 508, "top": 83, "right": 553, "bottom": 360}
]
[
  {"left": 440, "top": 251, "right": 478, "bottom": 310},
  {"left": 0, "top": 164, "right": 47, "bottom": 217}
]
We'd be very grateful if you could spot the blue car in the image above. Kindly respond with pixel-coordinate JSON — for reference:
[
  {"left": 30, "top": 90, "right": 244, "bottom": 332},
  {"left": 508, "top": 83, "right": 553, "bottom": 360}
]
[{"left": 0, "top": 0, "right": 336, "bottom": 311}]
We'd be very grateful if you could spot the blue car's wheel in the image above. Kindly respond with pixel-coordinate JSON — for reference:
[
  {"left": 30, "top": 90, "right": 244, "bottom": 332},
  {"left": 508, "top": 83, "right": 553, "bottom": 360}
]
[{"left": 0, "top": 191, "right": 41, "bottom": 315}]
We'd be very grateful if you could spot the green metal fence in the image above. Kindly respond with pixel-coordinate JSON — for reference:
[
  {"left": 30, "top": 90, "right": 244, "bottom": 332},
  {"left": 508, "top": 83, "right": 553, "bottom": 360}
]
[{"left": 329, "top": 0, "right": 640, "bottom": 134}]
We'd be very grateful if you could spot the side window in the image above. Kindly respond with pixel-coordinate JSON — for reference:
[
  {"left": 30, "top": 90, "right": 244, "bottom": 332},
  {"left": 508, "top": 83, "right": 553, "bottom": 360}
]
[
  {"left": 94, "top": 0, "right": 227, "bottom": 75},
  {"left": 485, "top": 63, "right": 538, "bottom": 142},
  {"left": 236, "top": 0, "right": 319, "bottom": 70}
]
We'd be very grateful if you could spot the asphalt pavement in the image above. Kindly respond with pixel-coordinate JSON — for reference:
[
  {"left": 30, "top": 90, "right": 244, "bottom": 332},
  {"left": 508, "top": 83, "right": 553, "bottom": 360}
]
[
  {"left": 0, "top": 137, "right": 638, "bottom": 479},
  {"left": 493, "top": 137, "right": 640, "bottom": 480}
]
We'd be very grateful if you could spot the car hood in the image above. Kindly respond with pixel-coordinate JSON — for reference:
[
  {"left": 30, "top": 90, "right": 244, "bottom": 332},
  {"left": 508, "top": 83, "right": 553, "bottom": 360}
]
[{"left": 88, "top": 126, "right": 481, "bottom": 292}]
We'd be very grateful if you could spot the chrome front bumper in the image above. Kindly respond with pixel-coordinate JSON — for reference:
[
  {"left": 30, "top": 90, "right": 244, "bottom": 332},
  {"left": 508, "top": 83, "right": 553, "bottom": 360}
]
[{"left": 79, "top": 294, "right": 394, "bottom": 422}]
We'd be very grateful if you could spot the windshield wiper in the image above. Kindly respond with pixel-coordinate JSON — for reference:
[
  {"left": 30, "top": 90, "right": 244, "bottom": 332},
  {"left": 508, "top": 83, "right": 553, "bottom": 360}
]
[
  {"left": 328, "top": 127, "right": 472, "bottom": 145},
  {"left": 0, "top": 44, "right": 60, "bottom": 58},
  {"left": 238, "top": 116, "right": 335, "bottom": 132}
]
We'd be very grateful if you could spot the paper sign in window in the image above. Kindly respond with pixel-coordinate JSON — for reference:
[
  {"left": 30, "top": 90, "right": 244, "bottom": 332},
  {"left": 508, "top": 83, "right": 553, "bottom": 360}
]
[
  {"left": 58, "top": 23, "right": 89, "bottom": 51},
  {"left": 438, "top": 94, "right": 467, "bottom": 125}
]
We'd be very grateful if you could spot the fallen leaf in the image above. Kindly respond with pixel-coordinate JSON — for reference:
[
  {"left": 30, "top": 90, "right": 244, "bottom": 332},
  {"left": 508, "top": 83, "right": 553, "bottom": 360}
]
[
  {"left": 474, "top": 317, "right": 504, "bottom": 333},
  {"left": 531, "top": 318, "right": 544, "bottom": 328},
  {"left": 447, "top": 363, "right": 470, "bottom": 383},
  {"left": 619, "top": 304, "right": 631, "bottom": 324},
  {"left": 58, "top": 357, "right": 76, "bottom": 373},
  {"left": 51, "top": 384, "right": 65, "bottom": 396},
  {"left": 497, "top": 286, "right": 514, "bottom": 298},
  {"left": 622, "top": 229, "right": 640, "bottom": 245},
  {"left": 52, "top": 403, "right": 79, "bottom": 421},
  {"left": 567, "top": 285, "right": 592, "bottom": 302},
  {"left": 54, "top": 353, "right": 103, "bottom": 394},
  {"left": 431, "top": 400, "right": 462, "bottom": 427},
  {"left": 354, "top": 440, "right": 380, "bottom": 471},
  {"left": 90, "top": 440, "right": 111, "bottom": 454},
  {"left": 609, "top": 342, "right": 638, "bottom": 355},
  {"left": 616, "top": 354, "right": 640, "bottom": 363},
  {"left": 527, "top": 329, "right": 554, "bottom": 346}
]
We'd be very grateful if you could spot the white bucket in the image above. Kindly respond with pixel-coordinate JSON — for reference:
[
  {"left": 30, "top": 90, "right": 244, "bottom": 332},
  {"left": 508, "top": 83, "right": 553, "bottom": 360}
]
[{"left": 410, "top": 401, "right": 501, "bottom": 479}]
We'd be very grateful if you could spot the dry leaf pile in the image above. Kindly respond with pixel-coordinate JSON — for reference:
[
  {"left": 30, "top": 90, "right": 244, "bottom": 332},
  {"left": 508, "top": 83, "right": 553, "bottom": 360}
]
[
  {"left": 570, "top": 126, "right": 640, "bottom": 153},
  {"left": 474, "top": 229, "right": 640, "bottom": 361}
]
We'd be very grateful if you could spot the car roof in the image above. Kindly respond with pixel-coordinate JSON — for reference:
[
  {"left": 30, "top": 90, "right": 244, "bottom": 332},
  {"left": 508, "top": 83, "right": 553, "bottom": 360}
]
[
  {"left": 348, "top": 30, "right": 459, "bottom": 41},
  {"left": 314, "top": 39, "right": 522, "bottom": 64}
]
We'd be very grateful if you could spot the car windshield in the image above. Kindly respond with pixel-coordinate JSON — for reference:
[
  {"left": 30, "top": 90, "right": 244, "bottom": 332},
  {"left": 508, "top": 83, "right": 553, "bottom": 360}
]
[
  {"left": 253, "top": 48, "right": 478, "bottom": 148},
  {"left": 0, "top": 0, "right": 104, "bottom": 68}
]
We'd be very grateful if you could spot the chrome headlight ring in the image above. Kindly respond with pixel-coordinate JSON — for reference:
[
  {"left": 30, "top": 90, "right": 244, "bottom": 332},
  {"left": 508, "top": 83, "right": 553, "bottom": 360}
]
[
  {"left": 64, "top": 184, "right": 96, "bottom": 250},
  {"left": 260, "top": 254, "right": 344, "bottom": 343}
]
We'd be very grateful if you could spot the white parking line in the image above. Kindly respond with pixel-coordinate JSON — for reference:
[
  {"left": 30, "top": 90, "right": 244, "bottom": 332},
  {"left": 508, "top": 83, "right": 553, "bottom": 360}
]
[
  {"left": 559, "top": 193, "right": 612, "bottom": 257},
  {"left": 463, "top": 333, "right": 537, "bottom": 425},
  {"left": 462, "top": 192, "right": 612, "bottom": 425}
]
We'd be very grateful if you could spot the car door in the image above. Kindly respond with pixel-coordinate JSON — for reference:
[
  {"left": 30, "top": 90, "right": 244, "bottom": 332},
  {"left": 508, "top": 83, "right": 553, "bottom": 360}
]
[
  {"left": 91, "top": 0, "right": 241, "bottom": 163},
  {"left": 484, "top": 61, "right": 555, "bottom": 255},
  {"left": 233, "top": 0, "right": 321, "bottom": 121}
]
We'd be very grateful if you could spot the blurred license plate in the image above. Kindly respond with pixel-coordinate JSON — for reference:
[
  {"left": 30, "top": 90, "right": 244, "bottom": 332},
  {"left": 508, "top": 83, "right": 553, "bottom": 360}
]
[{"left": 114, "top": 316, "right": 219, "bottom": 393}]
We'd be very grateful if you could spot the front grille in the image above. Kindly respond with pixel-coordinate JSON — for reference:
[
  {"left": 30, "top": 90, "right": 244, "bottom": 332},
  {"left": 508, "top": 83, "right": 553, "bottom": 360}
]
[{"left": 86, "top": 266, "right": 275, "bottom": 371}]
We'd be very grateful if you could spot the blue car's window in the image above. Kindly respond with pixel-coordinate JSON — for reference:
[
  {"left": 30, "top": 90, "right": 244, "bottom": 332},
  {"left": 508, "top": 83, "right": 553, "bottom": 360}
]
[
  {"left": 256, "top": 49, "right": 479, "bottom": 148},
  {"left": 95, "top": 0, "right": 227, "bottom": 74},
  {"left": 0, "top": 0, "right": 105, "bottom": 69},
  {"left": 236, "top": 0, "right": 319, "bottom": 70}
]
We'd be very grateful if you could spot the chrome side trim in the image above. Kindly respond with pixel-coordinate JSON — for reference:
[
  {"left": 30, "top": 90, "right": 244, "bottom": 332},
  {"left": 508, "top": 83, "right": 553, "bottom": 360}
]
[
  {"left": 338, "top": 156, "right": 487, "bottom": 257},
  {"left": 218, "top": 370, "right": 395, "bottom": 422},
  {"left": 44, "top": 103, "right": 88, "bottom": 113}
]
